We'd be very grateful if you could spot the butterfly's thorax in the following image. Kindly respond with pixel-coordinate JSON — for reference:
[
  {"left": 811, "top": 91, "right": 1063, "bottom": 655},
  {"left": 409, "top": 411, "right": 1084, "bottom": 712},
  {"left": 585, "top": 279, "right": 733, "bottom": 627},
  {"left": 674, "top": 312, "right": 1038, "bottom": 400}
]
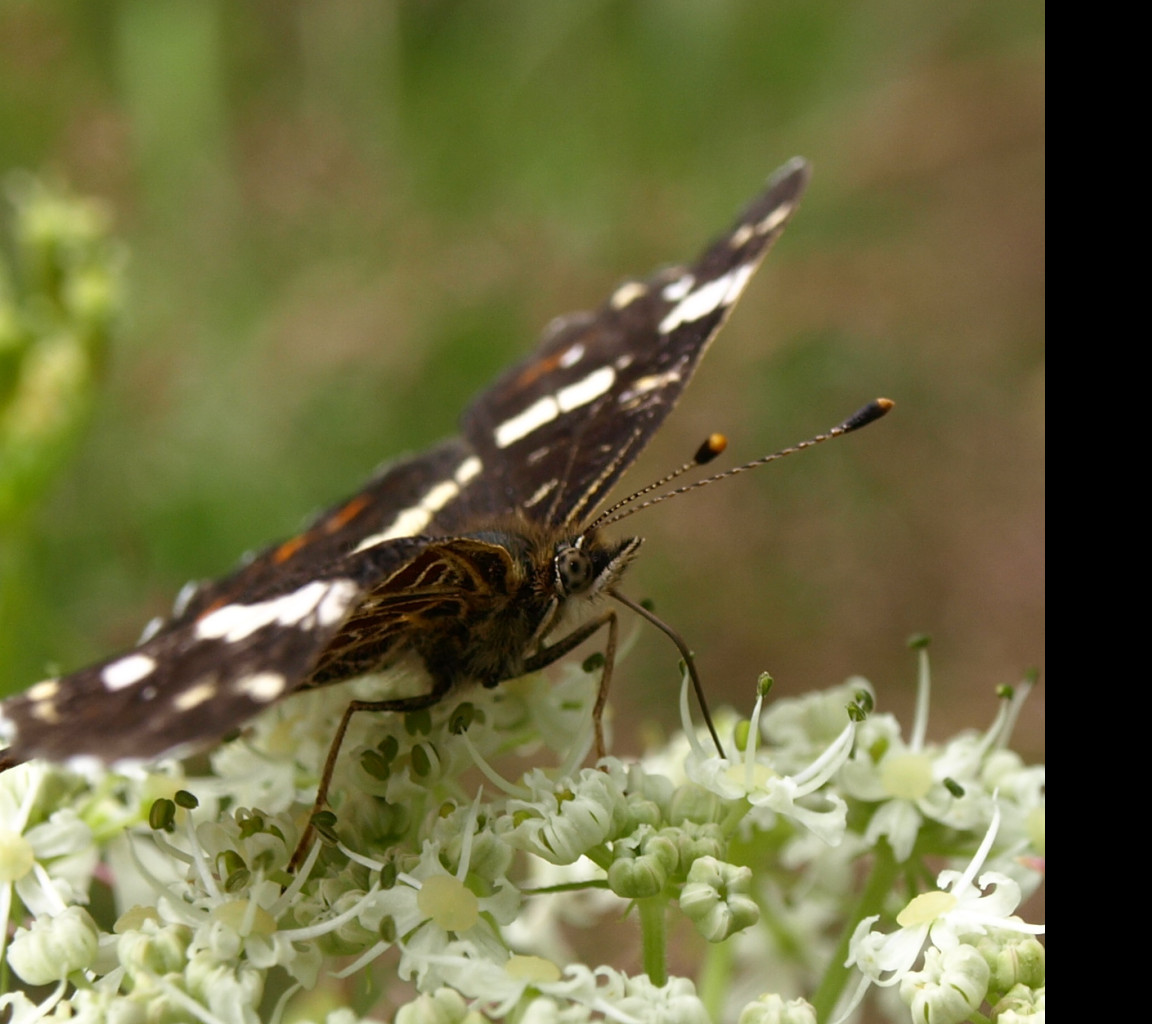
[{"left": 306, "top": 514, "right": 641, "bottom": 696}]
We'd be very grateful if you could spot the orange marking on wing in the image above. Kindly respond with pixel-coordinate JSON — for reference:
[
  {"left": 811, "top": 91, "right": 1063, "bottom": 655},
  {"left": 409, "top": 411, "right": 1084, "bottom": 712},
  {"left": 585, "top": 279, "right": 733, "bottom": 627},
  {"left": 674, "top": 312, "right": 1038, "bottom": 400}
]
[
  {"left": 323, "top": 494, "right": 370, "bottom": 534},
  {"left": 514, "top": 349, "right": 567, "bottom": 388},
  {"left": 272, "top": 534, "right": 309, "bottom": 564},
  {"left": 195, "top": 595, "right": 230, "bottom": 620}
]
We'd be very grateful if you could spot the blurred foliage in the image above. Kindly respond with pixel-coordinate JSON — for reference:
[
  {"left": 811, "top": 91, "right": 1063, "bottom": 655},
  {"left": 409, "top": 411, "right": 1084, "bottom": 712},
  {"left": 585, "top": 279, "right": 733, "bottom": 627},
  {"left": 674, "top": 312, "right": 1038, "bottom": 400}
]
[
  {"left": 0, "top": 176, "right": 123, "bottom": 526},
  {"left": 0, "top": 2, "right": 1042, "bottom": 768}
]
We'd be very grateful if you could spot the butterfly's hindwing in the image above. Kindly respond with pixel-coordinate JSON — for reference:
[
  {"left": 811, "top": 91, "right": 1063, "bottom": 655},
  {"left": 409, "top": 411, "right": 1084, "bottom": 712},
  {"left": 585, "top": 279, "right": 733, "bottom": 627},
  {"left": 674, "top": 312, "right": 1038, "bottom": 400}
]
[{"left": 0, "top": 158, "right": 812, "bottom": 769}]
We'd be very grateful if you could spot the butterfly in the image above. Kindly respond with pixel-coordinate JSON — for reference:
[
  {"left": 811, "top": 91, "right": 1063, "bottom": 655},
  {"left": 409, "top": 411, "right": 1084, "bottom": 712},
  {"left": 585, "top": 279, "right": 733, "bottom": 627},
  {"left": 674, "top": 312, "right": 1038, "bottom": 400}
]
[{"left": 1, "top": 158, "right": 884, "bottom": 784}]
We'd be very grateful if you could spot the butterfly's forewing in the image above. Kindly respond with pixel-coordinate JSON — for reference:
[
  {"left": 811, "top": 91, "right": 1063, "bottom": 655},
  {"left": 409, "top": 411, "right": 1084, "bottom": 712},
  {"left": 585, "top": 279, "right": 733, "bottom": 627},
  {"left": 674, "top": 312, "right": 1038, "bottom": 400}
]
[
  {"left": 157, "top": 439, "right": 477, "bottom": 634},
  {"left": 460, "top": 157, "right": 810, "bottom": 527},
  {"left": 0, "top": 159, "right": 810, "bottom": 769}
]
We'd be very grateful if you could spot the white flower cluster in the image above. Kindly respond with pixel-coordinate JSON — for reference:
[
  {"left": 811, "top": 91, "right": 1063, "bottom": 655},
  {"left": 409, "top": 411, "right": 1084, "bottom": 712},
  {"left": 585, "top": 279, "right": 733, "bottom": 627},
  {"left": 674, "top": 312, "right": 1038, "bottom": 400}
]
[{"left": 0, "top": 645, "right": 1043, "bottom": 1023}]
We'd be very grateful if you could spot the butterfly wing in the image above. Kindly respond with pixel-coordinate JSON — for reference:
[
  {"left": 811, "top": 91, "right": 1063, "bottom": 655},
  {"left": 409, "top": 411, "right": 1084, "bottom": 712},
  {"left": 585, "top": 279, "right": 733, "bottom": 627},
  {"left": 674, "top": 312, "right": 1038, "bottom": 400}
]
[
  {"left": 0, "top": 571, "right": 369, "bottom": 765},
  {"left": 157, "top": 439, "right": 476, "bottom": 634},
  {"left": 0, "top": 535, "right": 503, "bottom": 767},
  {"left": 459, "top": 157, "right": 811, "bottom": 528}
]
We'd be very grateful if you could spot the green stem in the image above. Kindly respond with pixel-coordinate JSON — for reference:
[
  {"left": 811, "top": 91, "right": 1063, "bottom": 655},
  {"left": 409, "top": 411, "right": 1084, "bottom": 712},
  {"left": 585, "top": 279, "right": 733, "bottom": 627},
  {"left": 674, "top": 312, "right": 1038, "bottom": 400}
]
[
  {"left": 810, "top": 839, "right": 900, "bottom": 1022},
  {"left": 637, "top": 897, "right": 668, "bottom": 986},
  {"left": 697, "top": 932, "right": 733, "bottom": 1019}
]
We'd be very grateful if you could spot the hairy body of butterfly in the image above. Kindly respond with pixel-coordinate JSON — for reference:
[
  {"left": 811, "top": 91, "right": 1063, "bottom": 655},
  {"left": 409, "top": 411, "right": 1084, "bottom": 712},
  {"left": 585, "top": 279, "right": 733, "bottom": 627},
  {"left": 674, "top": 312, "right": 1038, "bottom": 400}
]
[{"left": 0, "top": 158, "right": 814, "bottom": 773}]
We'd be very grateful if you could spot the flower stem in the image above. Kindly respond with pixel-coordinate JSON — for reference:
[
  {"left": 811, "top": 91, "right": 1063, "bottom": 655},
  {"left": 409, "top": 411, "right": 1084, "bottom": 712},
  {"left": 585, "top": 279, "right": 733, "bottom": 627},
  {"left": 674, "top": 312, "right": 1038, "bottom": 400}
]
[
  {"left": 637, "top": 897, "right": 668, "bottom": 986},
  {"left": 698, "top": 930, "right": 733, "bottom": 1019},
  {"left": 811, "top": 838, "right": 900, "bottom": 1022}
]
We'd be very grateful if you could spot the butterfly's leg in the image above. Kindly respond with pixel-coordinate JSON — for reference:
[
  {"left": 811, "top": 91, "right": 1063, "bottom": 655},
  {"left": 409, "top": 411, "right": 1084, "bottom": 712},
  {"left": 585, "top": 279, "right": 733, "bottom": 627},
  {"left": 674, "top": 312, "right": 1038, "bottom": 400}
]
[
  {"left": 522, "top": 611, "right": 618, "bottom": 760},
  {"left": 289, "top": 681, "right": 451, "bottom": 871}
]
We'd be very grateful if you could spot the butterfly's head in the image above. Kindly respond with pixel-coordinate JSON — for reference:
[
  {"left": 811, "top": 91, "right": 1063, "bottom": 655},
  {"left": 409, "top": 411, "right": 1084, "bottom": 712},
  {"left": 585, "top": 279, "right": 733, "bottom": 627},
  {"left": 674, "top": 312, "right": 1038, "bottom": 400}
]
[{"left": 553, "top": 533, "right": 642, "bottom": 601}]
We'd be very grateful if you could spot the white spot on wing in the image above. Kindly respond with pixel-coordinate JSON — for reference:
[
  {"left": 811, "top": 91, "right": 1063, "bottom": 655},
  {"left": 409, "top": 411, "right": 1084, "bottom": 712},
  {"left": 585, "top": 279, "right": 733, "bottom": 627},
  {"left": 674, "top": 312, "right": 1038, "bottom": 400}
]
[
  {"left": 494, "top": 395, "right": 559, "bottom": 448},
  {"left": 524, "top": 479, "right": 558, "bottom": 508},
  {"left": 494, "top": 366, "right": 615, "bottom": 449},
  {"left": 102, "top": 654, "right": 158, "bottom": 691},
  {"left": 618, "top": 369, "right": 683, "bottom": 406},
  {"left": 556, "top": 365, "right": 615, "bottom": 412},
  {"left": 354, "top": 455, "right": 482, "bottom": 550},
  {"left": 234, "top": 672, "right": 287, "bottom": 702},
  {"left": 658, "top": 262, "right": 756, "bottom": 335},
  {"left": 317, "top": 579, "right": 360, "bottom": 626},
  {"left": 172, "top": 580, "right": 201, "bottom": 618},
  {"left": 758, "top": 201, "right": 795, "bottom": 234},
  {"left": 30, "top": 700, "right": 61, "bottom": 724},
  {"left": 661, "top": 274, "right": 695, "bottom": 301},
  {"left": 728, "top": 223, "right": 754, "bottom": 248},
  {"left": 173, "top": 681, "right": 216, "bottom": 711},
  {"left": 610, "top": 281, "right": 647, "bottom": 309},
  {"left": 195, "top": 579, "right": 358, "bottom": 643},
  {"left": 26, "top": 679, "right": 60, "bottom": 702},
  {"left": 559, "top": 343, "right": 585, "bottom": 367},
  {"left": 455, "top": 456, "right": 483, "bottom": 484},
  {"left": 138, "top": 617, "right": 164, "bottom": 644},
  {"left": 360, "top": 506, "right": 432, "bottom": 546}
]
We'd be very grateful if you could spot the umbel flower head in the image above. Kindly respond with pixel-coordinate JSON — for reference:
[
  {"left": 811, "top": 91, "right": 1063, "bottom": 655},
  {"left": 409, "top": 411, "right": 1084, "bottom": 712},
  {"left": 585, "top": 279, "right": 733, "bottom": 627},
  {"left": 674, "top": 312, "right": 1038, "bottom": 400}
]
[{"left": 0, "top": 646, "right": 1042, "bottom": 1024}]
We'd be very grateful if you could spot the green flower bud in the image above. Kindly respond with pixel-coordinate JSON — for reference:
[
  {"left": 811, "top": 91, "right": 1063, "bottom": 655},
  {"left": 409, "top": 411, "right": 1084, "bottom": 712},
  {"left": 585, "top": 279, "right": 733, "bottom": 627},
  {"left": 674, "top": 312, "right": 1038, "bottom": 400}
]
[
  {"left": 991, "top": 983, "right": 1045, "bottom": 1024},
  {"left": 672, "top": 822, "right": 726, "bottom": 873},
  {"left": 185, "top": 951, "right": 265, "bottom": 1020},
  {"left": 736, "top": 992, "right": 817, "bottom": 1024},
  {"left": 899, "top": 945, "right": 989, "bottom": 1024},
  {"left": 116, "top": 920, "right": 191, "bottom": 977},
  {"left": 976, "top": 932, "right": 1045, "bottom": 993},
  {"left": 679, "top": 856, "right": 759, "bottom": 942},
  {"left": 608, "top": 849, "right": 668, "bottom": 898},
  {"left": 394, "top": 987, "right": 472, "bottom": 1024},
  {"left": 668, "top": 783, "right": 725, "bottom": 826},
  {"left": 7, "top": 906, "right": 99, "bottom": 984}
]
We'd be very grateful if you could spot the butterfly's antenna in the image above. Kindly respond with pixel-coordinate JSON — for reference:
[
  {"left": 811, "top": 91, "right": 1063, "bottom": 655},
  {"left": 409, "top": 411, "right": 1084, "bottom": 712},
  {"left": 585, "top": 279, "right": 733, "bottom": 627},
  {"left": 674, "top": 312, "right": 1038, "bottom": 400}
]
[
  {"left": 584, "top": 434, "right": 730, "bottom": 534},
  {"left": 609, "top": 588, "right": 726, "bottom": 758},
  {"left": 597, "top": 398, "right": 893, "bottom": 529}
]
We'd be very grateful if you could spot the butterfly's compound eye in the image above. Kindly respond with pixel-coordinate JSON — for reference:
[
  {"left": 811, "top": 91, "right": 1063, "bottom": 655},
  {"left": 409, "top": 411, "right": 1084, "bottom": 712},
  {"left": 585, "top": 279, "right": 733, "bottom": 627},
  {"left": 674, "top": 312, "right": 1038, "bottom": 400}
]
[{"left": 554, "top": 546, "right": 594, "bottom": 596}]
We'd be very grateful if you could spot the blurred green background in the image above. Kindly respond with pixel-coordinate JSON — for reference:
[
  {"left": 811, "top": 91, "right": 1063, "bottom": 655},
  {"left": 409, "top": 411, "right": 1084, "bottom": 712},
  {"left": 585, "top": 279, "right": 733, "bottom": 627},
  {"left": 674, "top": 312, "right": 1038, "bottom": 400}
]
[{"left": 0, "top": 2, "right": 1043, "bottom": 758}]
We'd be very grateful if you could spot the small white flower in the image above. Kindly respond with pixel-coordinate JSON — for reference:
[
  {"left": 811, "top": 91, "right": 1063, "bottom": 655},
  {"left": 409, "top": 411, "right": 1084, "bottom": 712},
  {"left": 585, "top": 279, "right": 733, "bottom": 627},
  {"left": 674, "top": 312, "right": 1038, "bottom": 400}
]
[
  {"left": 616, "top": 972, "right": 710, "bottom": 1024},
  {"left": 0, "top": 762, "right": 96, "bottom": 969},
  {"left": 502, "top": 764, "right": 629, "bottom": 864},
  {"left": 832, "top": 804, "right": 1044, "bottom": 1023},
  {"left": 363, "top": 795, "right": 521, "bottom": 989},
  {"left": 838, "top": 647, "right": 1014, "bottom": 861},
  {"left": 683, "top": 673, "right": 854, "bottom": 845}
]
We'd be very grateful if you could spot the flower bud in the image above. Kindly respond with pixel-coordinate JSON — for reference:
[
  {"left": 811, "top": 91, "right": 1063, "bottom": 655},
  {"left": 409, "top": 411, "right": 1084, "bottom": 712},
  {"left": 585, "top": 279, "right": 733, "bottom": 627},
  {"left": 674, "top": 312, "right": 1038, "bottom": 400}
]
[
  {"left": 7, "top": 906, "right": 99, "bottom": 984},
  {"left": 679, "top": 856, "right": 759, "bottom": 942},
  {"left": 737, "top": 992, "right": 817, "bottom": 1024},
  {"left": 899, "top": 945, "right": 989, "bottom": 1024}
]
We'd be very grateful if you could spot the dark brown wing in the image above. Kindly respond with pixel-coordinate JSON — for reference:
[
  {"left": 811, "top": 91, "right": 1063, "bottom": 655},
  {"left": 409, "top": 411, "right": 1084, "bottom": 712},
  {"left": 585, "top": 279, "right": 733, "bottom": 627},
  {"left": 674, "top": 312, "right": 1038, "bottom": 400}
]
[
  {"left": 0, "top": 537, "right": 522, "bottom": 766},
  {"left": 459, "top": 158, "right": 810, "bottom": 528}
]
